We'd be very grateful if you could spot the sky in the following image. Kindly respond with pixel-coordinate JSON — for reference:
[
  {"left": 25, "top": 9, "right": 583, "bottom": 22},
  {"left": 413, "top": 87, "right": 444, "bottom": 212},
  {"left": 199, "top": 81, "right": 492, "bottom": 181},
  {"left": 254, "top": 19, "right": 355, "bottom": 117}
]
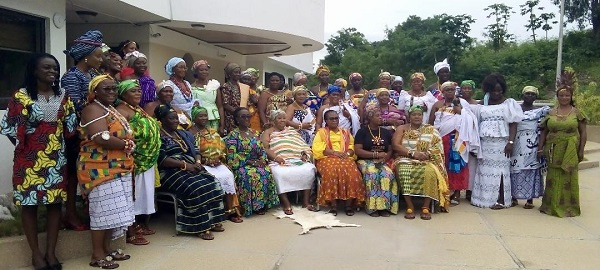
[{"left": 313, "top": 0, "right": 567, "bottom": 66}]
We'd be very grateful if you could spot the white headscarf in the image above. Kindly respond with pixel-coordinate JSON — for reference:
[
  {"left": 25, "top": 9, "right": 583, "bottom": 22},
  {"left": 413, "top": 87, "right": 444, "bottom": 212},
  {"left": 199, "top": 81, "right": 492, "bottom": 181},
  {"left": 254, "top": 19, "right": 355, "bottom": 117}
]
[
  {"left": 434, "top": 58, "right": 450, "bottom": 74},
  {"left": 393, "top": 76, "right": 403, "bottom": 82}
]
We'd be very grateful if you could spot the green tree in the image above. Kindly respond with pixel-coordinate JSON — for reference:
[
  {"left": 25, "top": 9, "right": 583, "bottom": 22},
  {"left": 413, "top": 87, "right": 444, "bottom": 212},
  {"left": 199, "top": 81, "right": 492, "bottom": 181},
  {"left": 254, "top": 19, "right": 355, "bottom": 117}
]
[
  {"left": 320, "top": 28, "right": 369, "bottom": 68},
  {"left": 520, "top": 0, "right": 544, "bottom": 42},
  {"left": 484, "top": 3, "right": 516, "bottom": 50},
  {"left": 553, "top": 0, "right": 600, "bottom": 38},
  {"left": 540, "top": 12, "right": 558, "bottom": 39}
]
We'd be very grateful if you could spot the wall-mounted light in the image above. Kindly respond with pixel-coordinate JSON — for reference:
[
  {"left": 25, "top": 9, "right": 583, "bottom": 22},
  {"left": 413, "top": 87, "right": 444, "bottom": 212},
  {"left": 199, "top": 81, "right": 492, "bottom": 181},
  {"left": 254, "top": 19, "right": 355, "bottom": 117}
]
[
  {"left": 191, "top": 23, "right": 205, "bottom": 29},
  {"left": 274, "top": 53, "right": 282, "bottom": 57},
  {"left": 302, "top": 44, "right": 312, "bottom": 47},
  {"left": 75, "top": 10, "right": 97, "bottom": 23}
]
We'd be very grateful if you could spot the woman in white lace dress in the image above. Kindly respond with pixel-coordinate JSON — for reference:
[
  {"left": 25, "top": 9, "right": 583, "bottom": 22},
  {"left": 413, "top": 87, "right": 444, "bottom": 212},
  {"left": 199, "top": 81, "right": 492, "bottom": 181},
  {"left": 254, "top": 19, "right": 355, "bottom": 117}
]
[{"left": 471, "top": 73, "right": 524, "bottom": 209}]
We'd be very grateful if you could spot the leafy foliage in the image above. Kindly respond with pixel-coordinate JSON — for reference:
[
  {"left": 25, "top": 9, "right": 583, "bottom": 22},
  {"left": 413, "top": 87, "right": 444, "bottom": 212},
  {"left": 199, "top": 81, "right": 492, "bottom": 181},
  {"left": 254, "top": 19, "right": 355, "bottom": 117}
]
[{"left": 484, "top": 3, "right": 516, "bottom": 50}]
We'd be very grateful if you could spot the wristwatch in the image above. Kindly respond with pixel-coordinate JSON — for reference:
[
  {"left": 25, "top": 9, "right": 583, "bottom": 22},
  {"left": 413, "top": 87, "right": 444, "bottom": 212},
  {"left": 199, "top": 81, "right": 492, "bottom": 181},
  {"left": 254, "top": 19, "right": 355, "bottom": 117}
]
[
  {"left": 101, "top": 131, "right": 110, "bottom": 141},
  {"left": 508, "top": 140, "right": 514, "bottom": 144}
]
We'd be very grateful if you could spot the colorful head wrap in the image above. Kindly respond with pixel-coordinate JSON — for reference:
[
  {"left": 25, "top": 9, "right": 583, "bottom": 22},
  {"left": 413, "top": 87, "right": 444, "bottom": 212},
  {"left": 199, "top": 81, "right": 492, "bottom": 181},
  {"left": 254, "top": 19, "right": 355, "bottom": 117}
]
[
  {"left": 269, "top": 109, "right": 286, "bottom": 122},
  {"left": 522, "top": 86, "right": 539, "bottom": 95},
  {"left": 293, "top": 72, "right": 307, "bottom": 85},
  {"left": 379, "top": 71, "right": 392, "bottom": 79},
  {"left": 460, "top": 80, "right": 475, "bottom": 88},
  {"left": 393, "top": 76, "right": 403, "bottom": 82},
  {"left": 224, "top": 63, "right": 241, "bottom": 81},
  {"left": 240, "top": 71, "right": 252, "bottom": 78},
  {"left": 88, "top": 74, "right": 112, "bottom": 102},
  {"left": 441, "top": 81, "right": 456, "bottom": 91},
  {"left": 327, "top": 85, "right": 341, "bottom": 95},
  {"left": 434, "top": 58, "right": 450, "bottom": 74},
  {"left": 335, "top": 78, "right": 347, "bottom": 88},
  {"left": 315, "top": 65, "right": 330, "bottom": 76},
  {"left": 64, "top": 30, "right": 103, "bottom": 62},
  {"left": 410, "top": 72, "right": 426, "bottom": 81},
  {"left": 191, "top": 105, "right": 208, "bottom": 121},
  {"left": 349, "top": 72, "right": 362, "bottom": 81},
  {"left": 155, "top": 104, "right": 176, "bottom": 121},
  {"left": 408, "top": 105, "right": 424, "bottom": 114},
  {"left": 125, "top": 51, "right": 147, "bottom": 68},
  {"left": 117, "top": 79, "right": 140, "bottom": 97},
  {"left": 365, "top": 106, "right": 381, "bottom": 123},
  {"left": 165, "top": 57, "right": 185, "bottom": 76},
  {"left": 156, "top": 80, "right": 170, "bottom": 94},
  {"left": 192, "top": 60, "right": 210, "bottom": 71},
  {"left": 292, "top": 85, "right": 309, "bottom": 96},
  {"left": 376, "top": 88, "right": 390, "bottom": 97},
  {"left": 245, "top": 68, "right": 260, "bottom": 78}
]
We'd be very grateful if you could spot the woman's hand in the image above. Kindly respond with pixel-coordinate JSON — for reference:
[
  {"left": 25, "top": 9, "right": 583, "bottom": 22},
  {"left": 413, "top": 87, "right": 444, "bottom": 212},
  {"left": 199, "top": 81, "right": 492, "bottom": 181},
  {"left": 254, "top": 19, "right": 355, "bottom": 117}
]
[
  {"left": 452, "top": 104, "right": 462, "bottom": 114},
  {"left": 578, "top": 149, "right": 584, "bottom": 162},
  {"left": 413, "top": 151, "right": 429, "bottom": 161},
  {"left": 219, "top": 126, "right": 226, "bottom": 137},
  {"left": 301, "top": 123, "right": 311, "bottom": 130},
  {"left": 504, "top": 143, "right": 514, "bottom": 158},
  {"left": 342, "top": 107, "right": 351, "bottom": 118},
  {"left": 252, "top": 159, "right": 267, "bottom": 167},
  {"left": 274, "top": 156, "right": 286, "bottom": 165}
]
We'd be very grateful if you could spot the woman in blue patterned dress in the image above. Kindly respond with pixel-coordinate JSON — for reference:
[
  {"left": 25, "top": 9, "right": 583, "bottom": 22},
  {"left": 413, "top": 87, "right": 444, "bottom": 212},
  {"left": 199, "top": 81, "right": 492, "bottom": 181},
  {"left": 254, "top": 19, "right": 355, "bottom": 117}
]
[{"left": 225, "top": 107, "right": 279, "bottom": 216}]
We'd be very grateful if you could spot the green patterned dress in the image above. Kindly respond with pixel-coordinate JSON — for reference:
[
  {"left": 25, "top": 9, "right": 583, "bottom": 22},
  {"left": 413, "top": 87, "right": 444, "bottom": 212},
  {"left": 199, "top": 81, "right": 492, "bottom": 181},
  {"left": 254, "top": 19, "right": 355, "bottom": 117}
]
[
  {"left": 539, "top": 109, "right": 586, "bottom": 217},
  {"left": 130, "top": 108, "right": 161, "bottom": 175}
]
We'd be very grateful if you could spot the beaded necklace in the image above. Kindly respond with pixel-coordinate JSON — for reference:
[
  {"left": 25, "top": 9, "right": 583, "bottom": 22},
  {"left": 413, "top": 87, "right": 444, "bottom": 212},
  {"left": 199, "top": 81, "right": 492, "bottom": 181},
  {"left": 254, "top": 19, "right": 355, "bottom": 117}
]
[
  {"left": 161, "top": 128, "right": 188, "bottom": 153},
  {"left": 94, "top": 100, "right": 132, "bottom": 135},
  {"left": 368, "top": 126, "right": 383, "bottom": 146}
]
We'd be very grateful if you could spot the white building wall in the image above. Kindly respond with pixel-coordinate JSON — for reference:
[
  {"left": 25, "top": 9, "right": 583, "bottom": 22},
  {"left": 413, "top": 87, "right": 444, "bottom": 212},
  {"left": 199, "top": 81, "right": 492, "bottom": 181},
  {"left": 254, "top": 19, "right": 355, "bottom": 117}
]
[{"left": 0, "top": 0, "right": 67, "bottom": 193}]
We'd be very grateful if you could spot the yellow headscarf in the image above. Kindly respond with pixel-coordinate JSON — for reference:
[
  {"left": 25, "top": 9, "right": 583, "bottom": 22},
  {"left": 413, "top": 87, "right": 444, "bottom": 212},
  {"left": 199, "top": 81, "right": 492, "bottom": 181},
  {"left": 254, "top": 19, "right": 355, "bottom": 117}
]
[
  {"left": 292, "top": 85, "right": 309, "bottom": 96},
  {"left": 315, "top": 65, "right": 330, "bottom": 76},
  {"left": 522, "top": 86, "right": 539, "bottom": 95},
  {"left": 335, "top": 78, "right": 347, "bottom": 88},
  {"left": 376, "top": 88, "right": 390, "bottom": 97},
  {"left": 410, "top": 72, "right": 426, "bottom": 81},
  {"left": 88, "top": 74, "right": 112, "bottom": 102}
]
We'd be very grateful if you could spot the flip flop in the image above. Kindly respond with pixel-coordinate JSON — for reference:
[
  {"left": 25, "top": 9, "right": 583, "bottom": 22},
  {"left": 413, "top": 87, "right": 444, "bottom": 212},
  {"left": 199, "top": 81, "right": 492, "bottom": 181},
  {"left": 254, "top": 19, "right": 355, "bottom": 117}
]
[
  {"left": 491, "top": 203, "right": 505, "bottom": 210},
  {"left": 420, "top": 207, "right": 432, "bottom": 220},
  {"left": 404, "top": 209, "right": 415, "bottom": 219},
  {"left": 345, "top": 207, "right": 355, "bottom": 216},
  {"left": 283, "top": 208, "right": 294, "bottom": 215},
  {"left": 327, "top": 209, "right": 338, "bottom": 216},
  {"left": 107, "top": 249, "right": 130, "bottom": 261},
  {"left": 523, "top": 202, "right": 535, "bottom": 209},
  {"left": 210, "top": 224, "right": 225, "bottom": 232},
  {"left": 303, "top": 205, "right": 318, "bottom": 212},
  {"left": 89, "top": 257, "right": 119, "bottom": 269},
  {"left": 198, "top": 231, "right": 214, "bottom": 240},
  {"left": 379, "top": 210, "right": 391, "bottom": 217}
]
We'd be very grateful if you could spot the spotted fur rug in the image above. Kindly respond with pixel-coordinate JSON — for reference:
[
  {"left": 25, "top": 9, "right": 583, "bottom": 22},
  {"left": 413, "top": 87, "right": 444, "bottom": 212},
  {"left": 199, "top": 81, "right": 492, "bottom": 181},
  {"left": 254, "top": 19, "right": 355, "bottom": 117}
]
[{"left": 273, "top": 207, "right": 360, "bottom": 234}]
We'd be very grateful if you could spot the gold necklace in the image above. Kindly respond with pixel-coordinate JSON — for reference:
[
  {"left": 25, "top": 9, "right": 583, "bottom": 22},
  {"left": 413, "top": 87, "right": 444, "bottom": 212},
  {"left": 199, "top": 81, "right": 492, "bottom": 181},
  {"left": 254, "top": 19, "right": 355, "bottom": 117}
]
[
  {"left": 161, "top": 128, "right": 188, "bottom": 152},
  {"left": 368, "top": 126, "right": 383, "bottom": 145},
  {"left": 555, "top": 106, "right": 573, "bottom": 119}
]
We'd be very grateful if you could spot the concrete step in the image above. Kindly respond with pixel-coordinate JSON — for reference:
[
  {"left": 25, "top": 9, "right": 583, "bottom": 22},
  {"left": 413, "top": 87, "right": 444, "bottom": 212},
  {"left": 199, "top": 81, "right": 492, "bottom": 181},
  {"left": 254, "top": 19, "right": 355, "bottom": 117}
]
[
  {"left": 0, "top": 229, "right": 125, "bottom": 269},
  {"left": 584, "top": 141, "right": 600, "bottom": 155},
  {"left": 580, "top": 160, "right": 599, "bottom": 170}
]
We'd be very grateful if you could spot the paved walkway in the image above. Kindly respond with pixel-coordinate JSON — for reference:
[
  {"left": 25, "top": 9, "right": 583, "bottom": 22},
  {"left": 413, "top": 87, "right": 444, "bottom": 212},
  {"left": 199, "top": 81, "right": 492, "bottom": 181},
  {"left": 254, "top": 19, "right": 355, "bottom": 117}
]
[{"left": 36, "top": 166, "right": 600, "bottom": 270}]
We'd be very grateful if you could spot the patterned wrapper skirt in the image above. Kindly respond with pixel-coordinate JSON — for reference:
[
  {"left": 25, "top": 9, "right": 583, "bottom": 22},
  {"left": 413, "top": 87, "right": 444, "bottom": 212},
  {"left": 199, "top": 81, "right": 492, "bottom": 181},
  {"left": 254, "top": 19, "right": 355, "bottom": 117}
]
[
  {"left": 88, "top": 175, "right": 135, "bottom": 240},
  {"left": 315, "top": 156, "right": 365, "bottom": 206},
  {"left": 442, "top": 132, "right": 469, "bottom": 191},
  {"left": 394, "top": 160, "right": 442, "bottom": 202},
  {"left": 357, "top": 160, "right": 399, "bottom": 214}
]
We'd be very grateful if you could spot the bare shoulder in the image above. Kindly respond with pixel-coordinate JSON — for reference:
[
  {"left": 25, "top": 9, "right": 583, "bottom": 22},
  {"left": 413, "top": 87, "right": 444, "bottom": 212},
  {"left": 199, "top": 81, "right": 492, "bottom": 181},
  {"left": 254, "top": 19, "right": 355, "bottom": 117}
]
[{"left": 80, "top": 103, "right": 107, "bottom": 124}]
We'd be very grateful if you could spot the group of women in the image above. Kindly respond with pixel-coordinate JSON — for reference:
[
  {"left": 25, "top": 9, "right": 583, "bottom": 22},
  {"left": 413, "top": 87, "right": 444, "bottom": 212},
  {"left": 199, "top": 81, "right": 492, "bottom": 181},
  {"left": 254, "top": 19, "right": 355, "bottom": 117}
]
[{"left": 0, "top": 29, "right": 588, "bottom": 270}]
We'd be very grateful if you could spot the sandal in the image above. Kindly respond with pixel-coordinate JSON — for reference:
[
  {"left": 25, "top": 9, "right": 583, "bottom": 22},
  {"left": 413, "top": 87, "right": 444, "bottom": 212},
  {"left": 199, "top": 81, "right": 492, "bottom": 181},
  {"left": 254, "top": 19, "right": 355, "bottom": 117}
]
[
  {"left": 491, "top": 203, "right": 505, "bottom": 210},
  {"left": 304, "top": 205, "right": 318, "bottom": 212},
  {"left": 139, "top": 225, "right": 156, "bottom": 235},
  {"left": 511, "top": 199, "right": 519, "bottom": 207},
  {"left": 327, "top": 209, "right": 338, "bottom": 216},
  {"left": 404, "top": 209, "right": 415, "bottom": 219},
  {"left": 345, "top": 207, "right": 355, "bottom": 216},
  {"left": 379, "top": 210, "right": 391, "bottom": 217},
  {"left": 283, "top": 208, "right": 294, "bottom": 215},
  {"left": 89, "top": 257, "right": 119, "bottom": 269},
  {"left": 369, "top": 211, "right": 380, "bottom": 217},
  {"left": 450, "top": 199, "right": 460, "bottom": 206},
  {"left": 228, "top": 215, "right": 243, "bottom": 223},
  {"left": 256, "top": 208, "right": 267, "bottom": 215},
  {"left": 523, "top": 202, "right": 535, "bottom": 209},
  {"left": 210, "top": 223, "right": 225, "bottom": 232},
  {"left": 420, "top": 207, "right": 432, "bottom": 220},
  {"left": 126, "top": 234, "right": 149, "bottom": 245},
  {"left": 107, "top": 249, "right": 130, "bottom": 261},
  {"left": 198, "top": 231, "right": 214, "bottom": 240}
]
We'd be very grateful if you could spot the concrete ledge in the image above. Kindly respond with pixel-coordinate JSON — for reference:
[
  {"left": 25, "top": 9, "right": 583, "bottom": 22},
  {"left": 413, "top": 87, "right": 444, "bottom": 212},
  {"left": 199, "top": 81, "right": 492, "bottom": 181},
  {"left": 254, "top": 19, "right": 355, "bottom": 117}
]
[
  {"left": 0, "top": 230, "right": 125, "bottom": 269},
  {"left": 580, "top": 160, "right": 600, "bottom": 170}
]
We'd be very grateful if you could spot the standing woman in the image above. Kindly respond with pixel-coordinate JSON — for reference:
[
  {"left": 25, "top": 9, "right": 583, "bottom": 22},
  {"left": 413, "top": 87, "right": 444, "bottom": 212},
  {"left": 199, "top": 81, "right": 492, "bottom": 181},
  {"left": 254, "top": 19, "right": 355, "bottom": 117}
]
[
  {"left": 360, "top": 71, "right": 393, "bottom": 115},
  {"left": 115, "top": 80, "right": 161, "bottom": 245},
  {"left": 258, "top": 72, "right": 292, "bottom": 129},
  {"left": 1, "top": 53, "right": 77, "bottom": 270},
  {"left": 191, "top": 60, "right": 221, "bottom": 130},
  {"left": 471, "top": 73, "right": 524, "bottom": 209},
  {"left": 62, "top": 29, "right": 104, "bottom": 231},
  {"left": 354, "top": 108, "right": 398, "bottom": 217},
  {"left": 398, "top": 73, "right": 438, "bottom": 123},
  {"left": 225, "top": 108, "right": 279, "bottom": 216},
  {"left": 219, "top": 63, "right": 248, "bottom": 136},
  {"left": 538, "top": 70, "right": 587, "bottom": 217},
  {"left": 310, "top": 65, "right": 331, "bottom": 109},
  {"left": 189, "top": 106, "right": 243, "bottom": 223},
  {"left": 239, "top": 71, "right": 263, "bottom": 131},
  {"left": 78, "top": 75, "right": 135, "bottom": 269},
  {"left": 144, "top": 81, "right": 192, "bottom": 129},
  {"left": 365, "top": 88, "right": 406, "bottom": 130},
  {"left": 510, "top": 86, "right": 550, "bottom": 209},
  {"left": 285, "top": 86, "right": 316, "bottom": 145},
  {"left": 98, "top": 50, "right": 122, "bottom": 79},
  {"left": 346, "top": 72, "right": 368, "bottom": 115},
  {"left": 121, "top": 51, "right": 156, "bottom": 108},
  {"left": 460, "top": 80, "right": 480, "bottom": 201},
  {"left": 164, "top": 57, "right": 195, "bottom": 116}
]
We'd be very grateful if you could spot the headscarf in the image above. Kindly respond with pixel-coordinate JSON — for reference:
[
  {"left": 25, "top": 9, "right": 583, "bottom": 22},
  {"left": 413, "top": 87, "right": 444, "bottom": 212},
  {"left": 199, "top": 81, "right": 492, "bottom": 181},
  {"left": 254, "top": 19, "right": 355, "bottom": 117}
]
[
  {"left": 434, "top": 58, "right": 451, "bottom": 74},
  {"left": 292, "top": 85, "right": 309, "bottom": 96},
  {"left": 461, "top": 80, "right": 475, "bottom": 89},
  {"left": 327, "top": 85, "right": 341, "bottom": 95},
  {"left": 269, "top": 109, "right": 286, "bottom": 122},
  {"left": 125, "top": 51, "right": 147, "bottom": 68},
  {"left": 335, "top": 78, "right": 347, "bottom": 88},
  {"left": 293, "top": 72, "right": 307, "bottom": 85},
  {"left": 192, "top": 60, "right": 210, "bottom": 71},
  {"left": 379, "top": 71, "right": 392, "bottom": 79},
  {"left": 117, "top": 79, "right": 140, "bottom": 97},
  {"left": 376, "top": 88, "right": 390, "bottom": 97},
  {"left": 365, "top": 106, "right": 381, "bottom": 123},
  {"left": 240, "top": 71, "right": 252, "bottom": 79},
  {"left": 165, "top": 57, "right": 185, "bottom": 76},
  {"left": 156, "top": 80, "right": 170, "bottom": 94},
  {"left": 245, "top": 68, "right": 260, "bottom": 78},
  {"left": 315, "top": 65, "right": 330, "bottom": 76},
  {"left": 410, "top": 72, "right": 426, "bottom": 81},
  {"left": 393, "top": 76, "right": 403, "bottom": 82},
  {"left": 224, "top": 62, "right": 241, "bottom": 81},
  {"left": 64, "top": 30, "right": 103, "bottom": 62},
  {"left": 88, "top": 74, "right": 112, "bottom": 102},
  {"left": 349, "top": 72, "right": 362, "bottom": 81},
  {"left": 440, "top": 81, "right": 456, "bottom": 91},
  {"left": 191, "top": 105, "right": 208, "bottom": 121},
  {"left": 522, "top": 86, "right": 539, "bottom": 95},
  {"left": 155, "top": 104, "right": 176, "bottom": 121},
  {"left": 408, "top": 105, "right": 424, "bottom": 114}
]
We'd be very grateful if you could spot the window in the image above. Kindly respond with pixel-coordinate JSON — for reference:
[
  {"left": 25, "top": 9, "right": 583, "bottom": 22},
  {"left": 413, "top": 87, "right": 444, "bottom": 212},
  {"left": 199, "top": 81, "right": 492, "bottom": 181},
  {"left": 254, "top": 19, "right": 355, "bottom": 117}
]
[{"left": 0, "top": 8, "right": 46, "bottom": 109}]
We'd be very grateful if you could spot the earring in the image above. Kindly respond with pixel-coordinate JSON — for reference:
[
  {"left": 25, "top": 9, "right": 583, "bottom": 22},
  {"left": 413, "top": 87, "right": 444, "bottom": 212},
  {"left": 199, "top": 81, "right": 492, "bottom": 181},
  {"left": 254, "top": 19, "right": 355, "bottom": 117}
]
[
  {"left": 52, "top": 82, "right": 56, "bottom": 87},
  {"left": 85, "top": 59, "right": 88, "bottom": 63}
]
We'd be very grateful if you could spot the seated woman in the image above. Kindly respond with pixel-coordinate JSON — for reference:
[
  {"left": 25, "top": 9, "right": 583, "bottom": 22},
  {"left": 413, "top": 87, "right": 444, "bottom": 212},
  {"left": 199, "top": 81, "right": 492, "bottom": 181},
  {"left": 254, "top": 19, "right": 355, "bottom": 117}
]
[
  {"left": 286, "top": 85, "right": 316, "bottom": 145},
  {"left": 189, "top": 106, "right": 243, "bottom": 223},
  {"left": 365, "top": 88, "right": 406, "bottom": 130},
  {"left": 144, "top": 81, "right": 192, "bottom": 129},
  {"left": 155, "top": 104, "right": 226, "bottom": 240},
  {"left": 261, "top": 109, "right": 317, "bottom": 215},
  {"left": 392, "top": 106, "right": 450, "bottom": 220},
  {"left": 312, "top": 110, "right": 365, "bottom": 216},
  {"left": 225, "top": 107, "right": 279, "bottom": 216},
  {"left": 354, "top": 108, "right": 399, "bottom": 217}
]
